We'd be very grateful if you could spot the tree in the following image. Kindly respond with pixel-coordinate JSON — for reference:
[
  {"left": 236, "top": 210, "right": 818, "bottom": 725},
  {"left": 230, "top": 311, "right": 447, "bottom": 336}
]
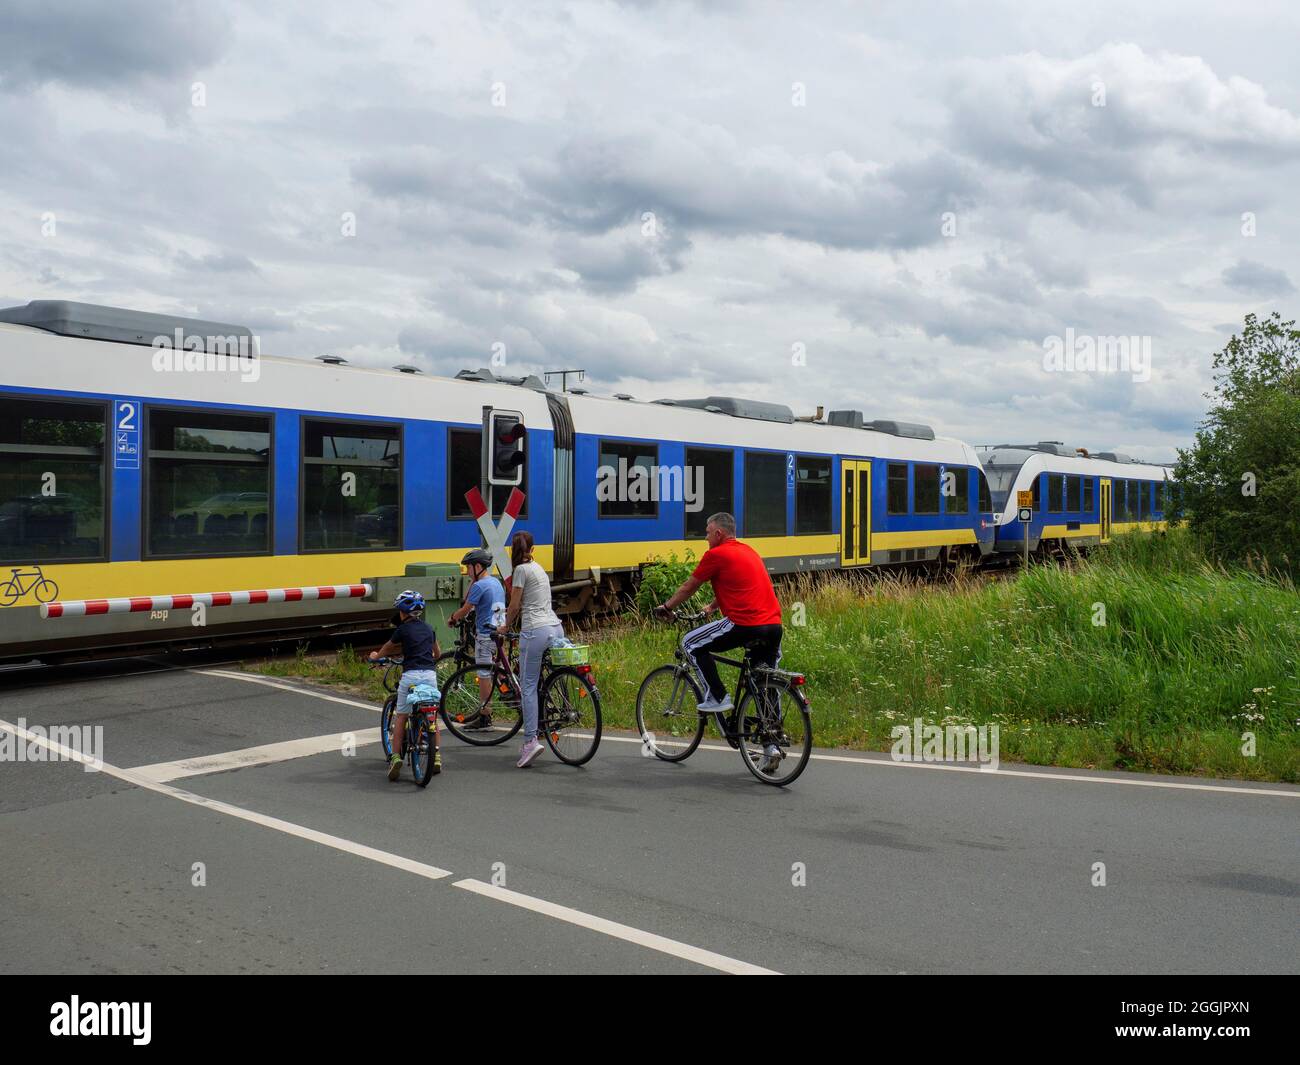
[{"left": 1175, "top": 311, "right": 1300, "bottom": 576}]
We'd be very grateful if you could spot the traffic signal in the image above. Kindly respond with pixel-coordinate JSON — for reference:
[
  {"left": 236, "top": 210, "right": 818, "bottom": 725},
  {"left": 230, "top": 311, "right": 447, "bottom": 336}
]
[{"left": 488, "top": 409, "right": 526, "bottom": 486}]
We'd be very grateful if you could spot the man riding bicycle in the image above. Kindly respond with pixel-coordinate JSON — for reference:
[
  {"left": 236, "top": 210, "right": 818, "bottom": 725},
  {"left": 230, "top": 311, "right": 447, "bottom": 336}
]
[{"left": 654, "top": 511, "right": 784, "bottom": 770}]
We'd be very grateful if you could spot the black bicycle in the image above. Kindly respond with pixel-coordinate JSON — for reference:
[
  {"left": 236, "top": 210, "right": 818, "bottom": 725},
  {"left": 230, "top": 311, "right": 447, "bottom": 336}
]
[
  {"left": 439, "top": 632, "right": 603, "bottom": 765},
  {"left": 372, "top": 657, "right": 440, "bottom": 787},
  {"left": 635, "top": 611, "right": 812, "bottom": 786},
  {"left": 435, "top": 616, "right": 479, "bottom": 691}
]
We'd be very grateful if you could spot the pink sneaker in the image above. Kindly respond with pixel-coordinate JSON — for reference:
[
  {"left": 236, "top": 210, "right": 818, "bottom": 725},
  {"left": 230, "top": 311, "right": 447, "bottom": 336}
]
[{"left": 516, "top": 737, "right": 545, "bottom": 768}]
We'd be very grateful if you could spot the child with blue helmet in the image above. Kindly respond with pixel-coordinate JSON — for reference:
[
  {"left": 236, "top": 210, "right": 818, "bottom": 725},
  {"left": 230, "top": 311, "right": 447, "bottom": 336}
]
[{"left": 369, "top": 589, "right": 441, "bottom": 781}]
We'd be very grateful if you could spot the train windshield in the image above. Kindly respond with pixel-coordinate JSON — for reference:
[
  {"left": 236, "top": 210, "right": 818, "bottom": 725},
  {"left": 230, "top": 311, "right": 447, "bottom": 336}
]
[{"left": 983, "top": 464, "right": 1022, "bottom": 511}]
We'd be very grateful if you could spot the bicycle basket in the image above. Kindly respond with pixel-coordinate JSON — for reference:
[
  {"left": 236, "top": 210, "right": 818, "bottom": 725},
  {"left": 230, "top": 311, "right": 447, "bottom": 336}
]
[{"left": 547, "top": 643, "right": 590, "bottom": 666}]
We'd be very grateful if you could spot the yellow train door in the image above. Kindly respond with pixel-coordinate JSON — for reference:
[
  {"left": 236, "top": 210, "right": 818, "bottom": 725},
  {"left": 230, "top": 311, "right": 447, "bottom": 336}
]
[
  {"left": 840, "top": 460, "right": 872, "bottom": 565},
  {"left": 1100, "top": 478, "right": 1112, "bottom": 543}
]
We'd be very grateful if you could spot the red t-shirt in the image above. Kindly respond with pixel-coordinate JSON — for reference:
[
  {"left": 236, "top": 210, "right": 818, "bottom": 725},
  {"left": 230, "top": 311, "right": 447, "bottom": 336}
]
[{"left": 691, "top": 538, "right": 782, "bottom": 626}]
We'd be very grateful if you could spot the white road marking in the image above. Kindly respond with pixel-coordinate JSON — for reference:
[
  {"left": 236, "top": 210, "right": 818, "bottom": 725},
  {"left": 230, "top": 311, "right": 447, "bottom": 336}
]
[
  {"left": 200, "top": 668, "right": 1299, "bottom": 798},
  {"left": 453, "top": 879, "right": 777, "bottom": 975},
  {"left": 0, "top": 716, "right": 453, "bottom": 881},
  {"left": 129, "top": 730, "right": 380, "bottom": 782},
  {"left": 193, "top": 668, "right": 380, "bottom": 712},
  {"left": 1, "top": 716, "right": 768, "bottom": 975},
  {"left": 607, "top": 735, "right": 1300, "bottom": 798}
]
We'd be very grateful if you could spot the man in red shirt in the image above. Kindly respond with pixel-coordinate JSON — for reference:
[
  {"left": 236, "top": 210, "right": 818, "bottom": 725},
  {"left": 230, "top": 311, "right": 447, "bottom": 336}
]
[{"left": 655, "top": 511, "right": 783, "bottom": 715}]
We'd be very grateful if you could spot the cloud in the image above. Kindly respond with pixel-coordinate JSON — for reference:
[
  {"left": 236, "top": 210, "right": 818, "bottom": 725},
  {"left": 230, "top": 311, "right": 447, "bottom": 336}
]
[
  {"left": 1221, "top": 258, "right": 1295, "bottom": 296},
  {"left": 0, "top": 0, "right": 233, "bottom": 97}
]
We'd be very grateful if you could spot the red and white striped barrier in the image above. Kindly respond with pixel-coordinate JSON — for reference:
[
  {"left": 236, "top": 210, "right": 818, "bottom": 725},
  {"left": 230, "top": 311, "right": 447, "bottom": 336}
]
[{"left": 41, "top": 583, "right": 373, "bottom": 619}]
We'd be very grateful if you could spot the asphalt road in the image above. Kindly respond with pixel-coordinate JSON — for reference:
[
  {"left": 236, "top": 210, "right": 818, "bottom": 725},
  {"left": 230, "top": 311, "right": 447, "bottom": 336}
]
[{"left": 1, "top": 663, "right": 1296, "bottom": 974}]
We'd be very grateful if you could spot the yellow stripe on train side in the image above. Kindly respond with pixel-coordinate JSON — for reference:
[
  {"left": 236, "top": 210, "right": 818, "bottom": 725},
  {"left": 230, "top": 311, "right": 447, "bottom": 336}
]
[
  {"left": 0, "top": 547, "right": 546, "bottom": 606},
  {"left": 870, "top": 528, "right": 978, "bottom": 550},
  {"left": 1040, "top": 524, "right": 1102, "bottom": 538},
  {"left": 573, "top": 535, "right": 840, "bottom": 571}
]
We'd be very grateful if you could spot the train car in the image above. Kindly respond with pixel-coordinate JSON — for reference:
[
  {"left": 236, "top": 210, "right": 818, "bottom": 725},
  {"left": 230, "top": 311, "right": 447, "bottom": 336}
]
[
  {"left": 979, "top": 442, "right": 1175, "bottom": 556},
  {"left": 0, "top": 300, "right": 996, "bottom": 662}
]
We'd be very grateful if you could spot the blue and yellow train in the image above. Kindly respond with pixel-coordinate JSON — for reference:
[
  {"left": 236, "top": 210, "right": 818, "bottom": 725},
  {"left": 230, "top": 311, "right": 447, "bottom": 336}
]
[{"left": 0, "top": 301, "right": 1171, "bottom": 662}]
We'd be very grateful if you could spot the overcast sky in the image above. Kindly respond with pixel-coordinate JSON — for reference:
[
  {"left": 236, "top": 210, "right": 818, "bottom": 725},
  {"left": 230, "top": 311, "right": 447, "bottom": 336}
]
[{"left": 3, "top": 0, "right": 1298, "bottom": 460}]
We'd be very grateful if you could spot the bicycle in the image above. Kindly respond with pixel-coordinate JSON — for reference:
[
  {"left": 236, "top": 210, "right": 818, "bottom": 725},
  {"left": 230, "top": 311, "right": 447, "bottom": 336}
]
[
  {"left": 0, "top": 565, "right": 59, "bottom": 607},
  {"left": 435, "top": 616, "right": 479, "bottom": 691},
  {"left": 372, "top": 657, "right": 440, "bottom": 787},
  {"left": 635, "top": 611, "right": 812, "bottom": 786},
  {"left": 438, "top": 631, "right": 603, "bottom": 765}
]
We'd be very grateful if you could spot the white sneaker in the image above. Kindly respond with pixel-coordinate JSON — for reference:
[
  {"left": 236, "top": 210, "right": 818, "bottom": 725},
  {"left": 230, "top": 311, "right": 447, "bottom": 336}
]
[
  {"left": 697, "top": 694, "right": 733, "bottom": 714},
  {"left": 516, "top": 737, "right": 545, "bottom": 768}
]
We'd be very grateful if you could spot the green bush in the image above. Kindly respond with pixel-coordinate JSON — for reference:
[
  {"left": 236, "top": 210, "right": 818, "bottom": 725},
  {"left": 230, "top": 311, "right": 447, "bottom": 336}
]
[{"left": 633, "top": 551, "right": 709, "bottom": 615}]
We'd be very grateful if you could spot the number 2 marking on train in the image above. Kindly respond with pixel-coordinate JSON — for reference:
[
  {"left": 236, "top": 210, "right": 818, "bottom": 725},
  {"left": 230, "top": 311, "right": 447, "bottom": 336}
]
[{"left": 117, "top": 402, "right": 137, "bottom": 431}]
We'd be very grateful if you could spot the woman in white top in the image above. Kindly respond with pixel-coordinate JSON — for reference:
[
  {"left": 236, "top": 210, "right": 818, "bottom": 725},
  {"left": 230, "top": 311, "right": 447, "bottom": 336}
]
[{"left": 498, "top": 530, "right": 564, "bottom": 767}]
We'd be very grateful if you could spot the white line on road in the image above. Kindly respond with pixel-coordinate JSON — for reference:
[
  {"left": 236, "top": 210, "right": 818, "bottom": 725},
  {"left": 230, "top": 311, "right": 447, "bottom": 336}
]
[
  {"left": 197, "top": 668, "right": 1299, "bottom": 799},
  {"left": 1, "top": 716, "right": 768, "bottom": 975},
  {"left": 129, "top": 729, "right": 380, "bottom": 782},
  {"left": 193, "top": 668, "right": 381, "bottom": 712},
  {"left": 452, "top": 879, "right": 777, "bottom": 975},
  {"left": 0, "top": 716, "right": 453, "bottom": 881}
]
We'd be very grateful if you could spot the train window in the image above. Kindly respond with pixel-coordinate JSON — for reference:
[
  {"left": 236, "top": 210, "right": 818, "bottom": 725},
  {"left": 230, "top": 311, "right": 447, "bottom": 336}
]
[
  {"left": 0, "top": 396, "right": 107, "bottom": 563},
  {"left": 1083, "top": 477, "right": 1094, "bottom": 513},
  {"left": 744, "top": 451, "right": 787, "bottom": 536},
  {"left": 147, "top": 408, "right": 271, "bottom": 558},
  {"left": 794, "top": 455, "right": 832, "bottom": 534},
  {"left": 1032, "top": 474, "right": 1041, "bottom": 508},
  {"left": 1119, "top": 480, "right": 1131, "bottom": 521},
  {"left": 977, "top": 471, "right": 992, "bottom": 512},
  {"left": 447, "top": 427, "right": 526, "bottom": 520},
  {"left": 1048, "top": 474, "right": 1063, "bottom": 513},
  {"left": 887, "top": 464, "right": 908, "bottom": 515},
  {"left": 1137, "top": 480, "right": 1148, "bottom": 521},
  {"left": 1067, "top": 476, "right": 1081, "bottom": 512},
  {"left": 685, "top": 447, "right": 733, "bottom": 539},
  {"left": 301, "top": 419, "right": 400, "bottom": 552},
  {"left": 598, "top": 439, "right": 658, "bottom": 518},
  {"left": 945, "top": 467, "right": 970, "bottom": 514},
  {"left": 914, "top": 465, "right": 940, "bottom": 515}
]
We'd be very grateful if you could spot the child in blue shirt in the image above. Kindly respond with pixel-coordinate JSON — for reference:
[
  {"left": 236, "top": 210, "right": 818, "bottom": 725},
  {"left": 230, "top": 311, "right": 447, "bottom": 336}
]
[
  {"left": 448, "top": 548, "right": 506, "bottom": 729},
  {"left": 369, "top": 589, "right": 441, "bottom": 781}
]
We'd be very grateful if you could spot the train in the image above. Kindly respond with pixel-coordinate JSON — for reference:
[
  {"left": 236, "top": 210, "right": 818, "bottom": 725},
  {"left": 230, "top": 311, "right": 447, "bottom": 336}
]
[{"left": 0, "top": 300, "right": 1174, "bottom": 663}]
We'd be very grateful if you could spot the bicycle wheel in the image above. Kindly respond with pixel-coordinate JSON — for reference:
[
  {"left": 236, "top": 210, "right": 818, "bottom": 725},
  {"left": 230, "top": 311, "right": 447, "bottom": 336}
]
[
  {"left": 439, "top": 663, "right": 522, "bottom": 746},
  {"left": 411, "top": 712, "right": 440, "bottom": 788},
  {"left": 736, "top": 675, "right": 813, "bottom": 787},
  {"left": 539, "top": 667, "right": 602, "bottom": 766},
  {"left": 434, "top": 649, "right": 462, "bottom": 693},
  {"left": 635, "top": 664, "right": 705, "bottom": 762},
  {"left": 380, "top": 693, "right": 397, "bottom": 759},
  {"left": 34, "top": 578, "right": 58, "bottom": 604},
  {"left": 0, "top": 581, "right": 19, "bottom": 608}
]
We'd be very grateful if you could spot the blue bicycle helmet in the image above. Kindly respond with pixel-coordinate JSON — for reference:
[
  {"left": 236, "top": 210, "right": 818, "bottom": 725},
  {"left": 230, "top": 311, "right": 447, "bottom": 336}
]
[{"left": 394, "top": 589, "right": 425, "bottom": 614}]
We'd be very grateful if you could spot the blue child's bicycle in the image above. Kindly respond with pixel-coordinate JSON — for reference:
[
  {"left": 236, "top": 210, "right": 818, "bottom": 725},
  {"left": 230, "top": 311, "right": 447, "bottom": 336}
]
[{"left": 373, "top": 657, "right": 440, "bottom": 787}]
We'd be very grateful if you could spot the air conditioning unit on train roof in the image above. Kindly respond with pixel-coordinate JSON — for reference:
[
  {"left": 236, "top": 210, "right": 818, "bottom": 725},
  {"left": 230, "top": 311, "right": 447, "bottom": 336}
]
[
  {"left": 656, "top": 396, "right": 795, "bottom": 424},
  {"left": 827, "top": 410, "right": 935, "bottom": 440},
  {"left": 0, "top": 299, "right": 258, "bottom": 355},
  {"left": 1096, "top": 451, "right": 1133, "bottom": 463}
]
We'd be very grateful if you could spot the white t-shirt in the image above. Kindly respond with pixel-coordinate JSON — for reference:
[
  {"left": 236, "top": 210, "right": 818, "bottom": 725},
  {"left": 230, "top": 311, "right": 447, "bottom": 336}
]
[{"left": 512, "top": 560, "right": 561, "bottom": 632}]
